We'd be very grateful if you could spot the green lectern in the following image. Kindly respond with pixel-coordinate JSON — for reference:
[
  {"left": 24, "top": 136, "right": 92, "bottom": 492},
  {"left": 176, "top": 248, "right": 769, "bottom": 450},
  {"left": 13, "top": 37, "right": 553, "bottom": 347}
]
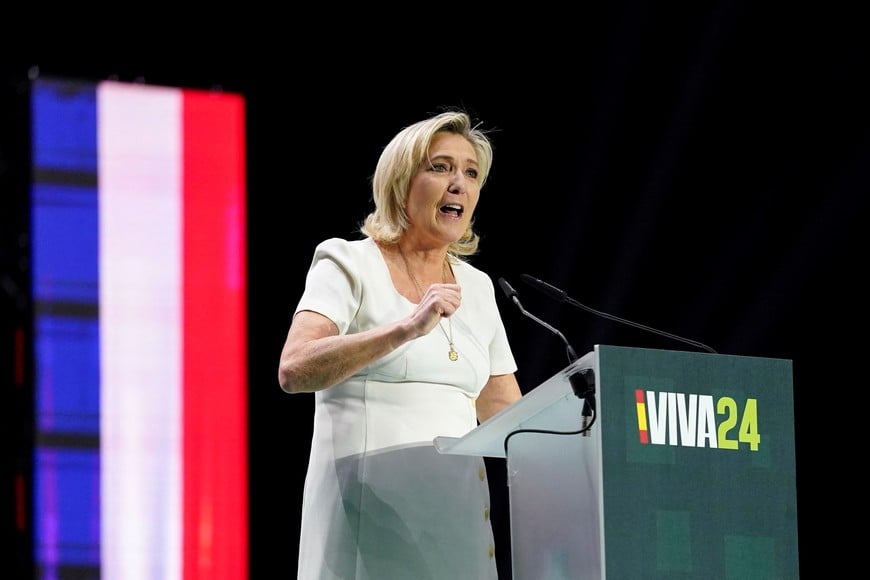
[{"left": 434, "top": 344, "right": 799, "bottom": 579}]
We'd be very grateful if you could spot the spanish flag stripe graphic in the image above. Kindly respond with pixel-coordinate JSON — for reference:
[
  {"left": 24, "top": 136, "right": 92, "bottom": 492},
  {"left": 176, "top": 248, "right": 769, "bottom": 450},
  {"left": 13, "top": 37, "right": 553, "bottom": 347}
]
[{"left": 635, "top": 389, "right": 649, "bottom": 444}]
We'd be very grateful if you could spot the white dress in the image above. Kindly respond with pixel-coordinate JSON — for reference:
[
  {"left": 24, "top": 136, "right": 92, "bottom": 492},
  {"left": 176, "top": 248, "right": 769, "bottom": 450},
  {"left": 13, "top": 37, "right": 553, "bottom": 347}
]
[{"left": 294, "top": 237, "right": 518, "bottom": 580}]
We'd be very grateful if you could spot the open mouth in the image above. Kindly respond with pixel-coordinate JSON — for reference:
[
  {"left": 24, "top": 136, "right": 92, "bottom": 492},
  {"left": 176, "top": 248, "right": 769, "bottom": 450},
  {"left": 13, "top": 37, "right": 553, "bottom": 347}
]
[{"left": 440, "top": 203, "right": 464, "bottom": 218}]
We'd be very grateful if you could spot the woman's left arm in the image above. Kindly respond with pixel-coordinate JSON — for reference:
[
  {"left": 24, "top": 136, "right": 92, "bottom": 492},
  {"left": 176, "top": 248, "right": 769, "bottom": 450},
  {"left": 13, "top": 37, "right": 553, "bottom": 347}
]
[{"left": 476, "top": 373, "right": 522, "bottom": 423}]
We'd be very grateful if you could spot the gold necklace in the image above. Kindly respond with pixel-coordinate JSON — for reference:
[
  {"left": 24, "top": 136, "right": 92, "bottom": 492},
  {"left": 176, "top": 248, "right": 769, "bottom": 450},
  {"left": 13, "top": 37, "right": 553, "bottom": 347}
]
[{"left": 398, "top": 245, "right": 459, "bottom": 362}]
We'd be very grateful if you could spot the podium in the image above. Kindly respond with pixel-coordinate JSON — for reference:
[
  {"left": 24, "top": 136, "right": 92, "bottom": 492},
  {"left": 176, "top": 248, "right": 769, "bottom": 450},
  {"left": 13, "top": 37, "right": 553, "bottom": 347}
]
[{"left": 435, "top": 344, "right": 799, "bottom": 579}]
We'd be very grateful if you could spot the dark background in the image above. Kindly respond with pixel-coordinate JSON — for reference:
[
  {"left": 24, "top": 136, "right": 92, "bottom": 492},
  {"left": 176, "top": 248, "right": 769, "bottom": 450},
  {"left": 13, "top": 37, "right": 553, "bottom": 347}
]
[{"left": 4, "top": 3, "right": 868, "bottom": 576}]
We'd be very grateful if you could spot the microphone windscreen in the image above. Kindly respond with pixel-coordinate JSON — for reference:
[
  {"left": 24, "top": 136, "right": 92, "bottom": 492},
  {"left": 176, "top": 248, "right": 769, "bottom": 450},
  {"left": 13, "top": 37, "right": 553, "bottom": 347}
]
[{"left": 497, "top": 277, "right": 518, "bottom": 299}]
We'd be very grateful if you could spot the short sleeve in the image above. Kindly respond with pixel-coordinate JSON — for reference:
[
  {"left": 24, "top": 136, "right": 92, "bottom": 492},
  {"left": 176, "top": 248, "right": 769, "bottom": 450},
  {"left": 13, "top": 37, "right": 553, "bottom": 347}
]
[{"left": 294, "top": 238, "right": 362, "bottom": 335}]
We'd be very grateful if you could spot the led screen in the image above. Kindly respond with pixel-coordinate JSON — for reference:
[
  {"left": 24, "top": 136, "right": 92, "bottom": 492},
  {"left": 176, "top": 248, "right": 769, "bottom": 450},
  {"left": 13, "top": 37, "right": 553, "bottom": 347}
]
[{"left": 31, "top": 77, "right": 248, "bottom": 579}]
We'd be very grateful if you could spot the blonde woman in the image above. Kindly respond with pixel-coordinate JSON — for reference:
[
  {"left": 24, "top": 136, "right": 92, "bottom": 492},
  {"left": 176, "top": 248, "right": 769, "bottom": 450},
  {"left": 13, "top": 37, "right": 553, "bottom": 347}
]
[{"left": 279, "top": 109, "right": 522, "bottom": 579}]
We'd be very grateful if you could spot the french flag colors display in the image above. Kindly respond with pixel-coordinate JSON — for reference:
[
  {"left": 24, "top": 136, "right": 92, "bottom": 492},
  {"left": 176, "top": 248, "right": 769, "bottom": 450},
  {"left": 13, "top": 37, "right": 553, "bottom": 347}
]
[{"left": 31, "top": 78, "right": 248, "bottom": 579}]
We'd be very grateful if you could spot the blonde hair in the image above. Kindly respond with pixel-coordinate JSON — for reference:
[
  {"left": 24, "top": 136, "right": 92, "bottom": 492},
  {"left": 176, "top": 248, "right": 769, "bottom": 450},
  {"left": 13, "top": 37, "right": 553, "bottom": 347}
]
[{"left": 360, "top": 109, "right": 493, "bottom": 259}]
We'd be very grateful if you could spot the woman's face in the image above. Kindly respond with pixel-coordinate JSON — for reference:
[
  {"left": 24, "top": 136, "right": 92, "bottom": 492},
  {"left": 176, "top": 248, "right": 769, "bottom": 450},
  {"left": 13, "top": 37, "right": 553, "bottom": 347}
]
[{"left": 404, "top": 132, "right": 480, "bottom": 248}]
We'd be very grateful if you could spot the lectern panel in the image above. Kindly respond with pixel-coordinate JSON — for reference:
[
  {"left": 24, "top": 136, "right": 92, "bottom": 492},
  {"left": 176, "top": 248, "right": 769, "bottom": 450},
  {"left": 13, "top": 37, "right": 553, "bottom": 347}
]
[{"left": 598, "top": 345, "right": 798, "bottom": 579}]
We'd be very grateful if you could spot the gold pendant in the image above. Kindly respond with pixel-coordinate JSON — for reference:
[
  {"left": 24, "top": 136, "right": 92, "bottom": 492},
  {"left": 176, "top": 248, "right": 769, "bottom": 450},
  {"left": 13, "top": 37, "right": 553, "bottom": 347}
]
[{"left": 449, "top": 348, "right": 459, "bottom": 362}]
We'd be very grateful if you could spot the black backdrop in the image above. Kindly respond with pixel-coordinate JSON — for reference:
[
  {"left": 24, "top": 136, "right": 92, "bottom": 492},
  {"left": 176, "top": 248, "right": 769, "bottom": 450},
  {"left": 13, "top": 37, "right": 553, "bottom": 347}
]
[{"left": 4, "top": 3, "right": 868, "bottom": 576}]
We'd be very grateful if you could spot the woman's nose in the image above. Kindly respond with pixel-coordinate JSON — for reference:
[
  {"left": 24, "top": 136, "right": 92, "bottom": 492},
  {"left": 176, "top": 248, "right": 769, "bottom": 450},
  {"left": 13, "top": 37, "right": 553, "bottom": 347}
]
[{"left": 448, "top": 170, "right": 466, "bottom": 194}]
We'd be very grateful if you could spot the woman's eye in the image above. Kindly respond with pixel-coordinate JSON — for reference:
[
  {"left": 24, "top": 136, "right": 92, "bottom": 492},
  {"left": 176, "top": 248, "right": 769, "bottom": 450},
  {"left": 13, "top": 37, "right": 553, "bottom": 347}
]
[
  {"left": 430, "top": 163, "right": 448, "bottom": 172},
  {"left": 465, "top": 168, "right": 479, "bottom": 179}
]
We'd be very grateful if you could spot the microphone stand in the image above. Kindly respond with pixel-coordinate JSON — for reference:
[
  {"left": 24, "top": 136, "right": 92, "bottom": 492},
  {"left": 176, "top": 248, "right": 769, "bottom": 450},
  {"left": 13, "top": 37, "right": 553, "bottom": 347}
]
[{"left": 498, "top": 278, "right": 597, "bottom": 435}]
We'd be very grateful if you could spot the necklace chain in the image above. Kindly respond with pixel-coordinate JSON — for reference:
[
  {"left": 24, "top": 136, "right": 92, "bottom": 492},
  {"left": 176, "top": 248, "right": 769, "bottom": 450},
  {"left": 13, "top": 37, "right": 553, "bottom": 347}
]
[{"left": 398, "top": 246, "right": 459, "bottom": 362}]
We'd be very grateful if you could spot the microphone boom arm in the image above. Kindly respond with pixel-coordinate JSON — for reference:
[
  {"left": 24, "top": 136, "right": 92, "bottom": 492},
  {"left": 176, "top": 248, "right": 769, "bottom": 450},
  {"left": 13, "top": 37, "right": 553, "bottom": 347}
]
[
  {"left": 520, "top": 274, "right": 717, "bottom": 354},
  {"left": 511, "top": 297, "right": 579, "bottom": 362},
  {"left": 498, "top": 277, "right": 596, "bottom": 433}
]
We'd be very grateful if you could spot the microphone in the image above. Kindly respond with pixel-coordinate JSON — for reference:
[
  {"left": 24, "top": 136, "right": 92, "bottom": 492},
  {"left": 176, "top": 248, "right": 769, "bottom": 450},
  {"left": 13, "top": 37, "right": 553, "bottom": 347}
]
[
  {"left": 498, "top": 277, "right": 596, "bottom": 433},
  {"left": 498, "top": 278, "right": 579, "bottom": 362},
  {"left": 519, "top": 274, "right": 717, "bottom": 354}
]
